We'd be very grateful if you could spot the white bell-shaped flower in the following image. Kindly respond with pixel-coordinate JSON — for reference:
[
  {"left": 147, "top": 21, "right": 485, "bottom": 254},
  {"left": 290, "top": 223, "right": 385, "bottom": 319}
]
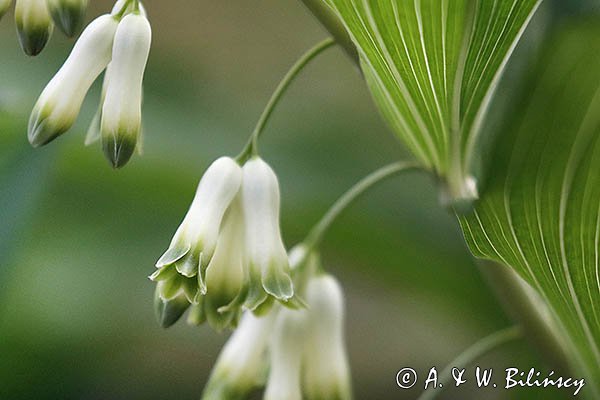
[
  {"left": 28, "top": 13, "right": 117, "bottom": 146},
  {"left": 100, "top": 11, "right": 151, "bottom": 168},
  {"left": 302, "top": 274, "right": 353, "bottom": 400},
  {"left": 0, "top": 0, "right": 12, "bottom": 21},
  {"left": 264, "top": 307, "right": 307, "bottom": 400},
  {"left": 15, "top": 0, "right": 53, "bottom": 55},
  {"left": 241, "top": 157, "right": 293, "bottom": 310},
  {"left": 202, "top": 311, "right": 277, "bottom": 400},
  {"left": 152, "top": 157, "right": 243, "bottom": 307},
  {"left": 46, "top": 0, "right": 87, "bottom": 37}
]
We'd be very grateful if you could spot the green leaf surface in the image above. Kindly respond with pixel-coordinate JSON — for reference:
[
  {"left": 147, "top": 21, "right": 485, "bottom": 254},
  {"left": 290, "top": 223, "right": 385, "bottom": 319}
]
[
  {"left": 459, "top": 22, "right": 600, "bottom": 394},
  {"left": 323, "top": 0, "right": 542, "bottom": 200}
]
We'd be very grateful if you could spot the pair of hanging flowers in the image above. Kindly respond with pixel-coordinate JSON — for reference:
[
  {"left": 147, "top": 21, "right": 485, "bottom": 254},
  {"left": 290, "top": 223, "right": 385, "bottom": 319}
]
[
  {"left": 203, "top": 271, "right": 352, "bottom": 400},
  {"left": 26, "top": 0, "right": 150, "bottom": 168},
  {"left": 151, "top": 156, "right": 296, "bottom": 331}
]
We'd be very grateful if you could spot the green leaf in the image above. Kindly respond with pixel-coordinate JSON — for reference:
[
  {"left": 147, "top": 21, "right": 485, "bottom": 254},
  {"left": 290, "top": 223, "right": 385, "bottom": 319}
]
[
  {"left": 459, "top": 22, "right": 600, "bottom": 394},
  {"left": 323, "top": 0, "right": 542, "bottom": 201}
]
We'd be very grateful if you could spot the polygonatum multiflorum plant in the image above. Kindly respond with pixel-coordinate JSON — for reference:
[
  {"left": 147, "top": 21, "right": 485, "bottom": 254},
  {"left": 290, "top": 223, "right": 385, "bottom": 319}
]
[{"left": 4, "top": 0, "right": 600, "bottom": 398}]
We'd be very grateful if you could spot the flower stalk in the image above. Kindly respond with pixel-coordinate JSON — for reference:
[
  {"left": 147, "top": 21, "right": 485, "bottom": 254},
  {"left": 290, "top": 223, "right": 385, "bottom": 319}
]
[{"left": 237, "top": 37, "right": 336, "bottom": 162}]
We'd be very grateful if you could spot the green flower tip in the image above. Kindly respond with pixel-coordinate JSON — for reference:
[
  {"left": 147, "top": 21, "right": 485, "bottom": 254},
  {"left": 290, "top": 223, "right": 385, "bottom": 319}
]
[
  {"left": 102, "top": 133, "right": 137, "bottom": 168},
  {"left": 17, "top": 23, "right": 53, "bottom": 56},
  {"left": 28, "top": 113, "right": 63, "bottom": 147},
  {"left": 49, "top": 1, "right": 87, "bottom": 37},
  {"left": 153, "top": 289, "right": 190, "bottom": 329}
]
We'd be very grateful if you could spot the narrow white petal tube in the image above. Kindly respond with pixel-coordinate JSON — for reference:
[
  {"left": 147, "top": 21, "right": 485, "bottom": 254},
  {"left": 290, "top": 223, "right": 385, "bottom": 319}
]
[
  {"left": 202, "top": 311, "right": 277, "bottom": 400},
  {"left": 155, "top": 157, "right": 242, "bottom": 283},
  {"left": 15, "top": 0, "right": 53, "bottom": 56},
  {"left": 101, "top": 12, "right": 151, "bottom": 168},
  {"left": 46, "top": 0, "right": 87, "bottom": 36},
  {"left": 264, "top": 307, "right": 307, "bottom": 400},
  {"left": 0, "top": 0, "right": 12, "bottom": 21},
  {"left": 303, "top": 274, "right": 353, "bottom": 400},
  {"left": 28, "top": 14, "right": 118, "bottom": 146},
  {"left": 241, "top": 157, "right": 293, "bottom": 307}
]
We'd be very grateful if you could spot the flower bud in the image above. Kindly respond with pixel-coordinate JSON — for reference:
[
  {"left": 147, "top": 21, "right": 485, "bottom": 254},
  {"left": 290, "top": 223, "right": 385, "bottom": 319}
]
[
  {"left": 302, "top": 274, "right": 352, "bottom": 400},
  {"left": 241, "top": 157, "right": 293, "bottom": 310},
  {"left": 202, "top": 312, "right": 276, "bottom": 400},
  {"left": 15, "top": 0, "right": 53, "bottom": 56},
  {"left": 101, "top": 12, "right": 151, "bottom": 168},
  {"left": 46, "top": 0, "right": 87, "bottom": 37},
  {"left": 28, "top": 14, "right": 117, "bottom": 146},
  {"left": 0, "top": 0, "right": 12, "bottom": 21},
  {"left": 152, "top": 157, "right": 242, "bottom": 304},
  {"left": 264, "top": 307, "right": 307, "bottom": 400}
]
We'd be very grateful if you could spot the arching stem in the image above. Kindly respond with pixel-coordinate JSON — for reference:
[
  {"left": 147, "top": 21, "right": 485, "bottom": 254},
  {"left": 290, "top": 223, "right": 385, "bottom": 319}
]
[
  {"left": 237, "top": 37, "right": 337, "bottom": 162},
  {"left": 304, "top": 161, "right": 421, "bottom": 249},
  {"left": 417, "top": 326, "right": 523, "bottom": 400}
]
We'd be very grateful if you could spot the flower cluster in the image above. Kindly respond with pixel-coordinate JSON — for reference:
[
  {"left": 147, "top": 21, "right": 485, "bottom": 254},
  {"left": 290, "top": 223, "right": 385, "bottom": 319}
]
[
  {"left": 202, "top": 272, "right": 353, "bottom": 400},
  {"left": 28, "top": 0, "right": 151, "bottom": 168},
  {"left": 1, "top": 0, "right": 88, "bottom": 56},
  {"left": 151, "top": 156, "right": 295, "bottom": 330}
]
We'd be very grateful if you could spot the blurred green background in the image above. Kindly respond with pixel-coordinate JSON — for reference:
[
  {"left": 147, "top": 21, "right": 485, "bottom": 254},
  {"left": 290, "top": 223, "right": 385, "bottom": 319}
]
[{"left": 0, "top": 1, "right": 590, "bottom": 399}]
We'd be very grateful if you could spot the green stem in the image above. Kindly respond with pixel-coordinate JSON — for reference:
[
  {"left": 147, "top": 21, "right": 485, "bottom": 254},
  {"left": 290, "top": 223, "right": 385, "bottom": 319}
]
[
  {"left": 114, "top": 0, "right": 134, "bottom": 18},
  {"left": 417, "top": 326, "right": 523, "bottom": 400},
  {"left": 298, "top": 0, "right": 358, "bottom": 63},
  {"left": 304, "top": 161, "right": 421, "bottom": 249},
  {"left": 237, "top": 37, "right": 336, "bottom": 162}
]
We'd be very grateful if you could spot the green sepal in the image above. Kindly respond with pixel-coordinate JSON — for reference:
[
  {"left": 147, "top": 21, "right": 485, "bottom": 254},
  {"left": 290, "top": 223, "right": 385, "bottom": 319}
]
[
  {"left": 251, "top": 295, "right": 274, "bottom": 317},
  {"left": 262, "top": 260, "right": 293, "bottom": 301},
  {"left": 148, "top": 264, "right": 176, "bottom": 282},
  {"left": 174, "top": 252, "right": 199, "bottom": 278},
  {"left": 244, "top": 263, "right": 268, "bottom": 310},
  {"left": 156, "top": 243, "right": 190, "bottom": 267},
  {"left": 186, "top": 300, "right": 207, "bottom": 327}
]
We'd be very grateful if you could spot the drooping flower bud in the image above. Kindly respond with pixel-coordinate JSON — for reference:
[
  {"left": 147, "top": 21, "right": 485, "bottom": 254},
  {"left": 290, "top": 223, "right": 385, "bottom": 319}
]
[
  {"left": 46, "top": 0, "right": 87, "bottom": 37},
  {"left": 101, "top": 12, "right": 151, "bottom": 168},
  {"left": 264, "top": 307, "right": 307, "bottom": 400},
  {"left": 15, "top": 0, "right": 53, "bottom": 56},
  {"left": 0, "top": 0, "right": 12, "bottom": 21},
  {"left": 83, "top": 1, "right": 146, "bottom": 145},
  {"left": 202, "top": 311, "right": 276, "bottom": 400},
  {"left": 28, "top": 14, "right": 117, "bottom": 146},
  {"left": 151, "top": 157, "right": 243, "bottom": 327},
  {"left": 241, "top": 157, "right": 293, "bottom": 310},
  {"left": 302, "top": 274, "right": 353, "bottom": 400}
]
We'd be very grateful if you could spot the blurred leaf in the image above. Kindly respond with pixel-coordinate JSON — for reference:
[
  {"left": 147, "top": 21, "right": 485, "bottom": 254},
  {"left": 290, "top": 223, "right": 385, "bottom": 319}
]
[
  {"left": 459, "top": 21, "right": 600, "bottom": 395},
  {"left": 323, "top": 0, "right": 542, "bottom": 200}
]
